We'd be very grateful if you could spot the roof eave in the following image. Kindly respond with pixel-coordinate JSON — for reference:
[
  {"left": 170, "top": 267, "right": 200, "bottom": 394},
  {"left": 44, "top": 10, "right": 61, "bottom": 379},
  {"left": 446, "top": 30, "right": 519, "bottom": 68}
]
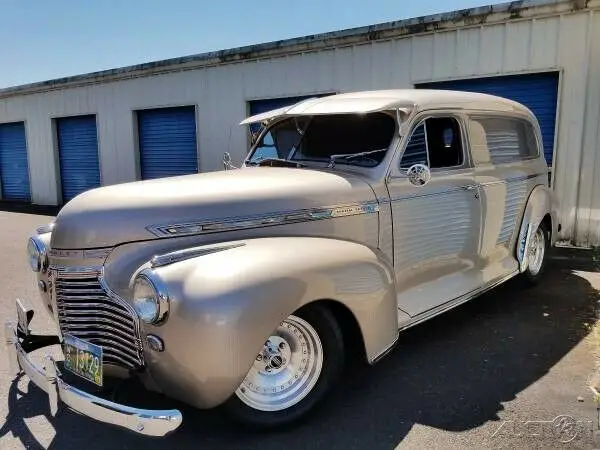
[{"left": 0, "top": 0, "right": 591, "bottom": 99}]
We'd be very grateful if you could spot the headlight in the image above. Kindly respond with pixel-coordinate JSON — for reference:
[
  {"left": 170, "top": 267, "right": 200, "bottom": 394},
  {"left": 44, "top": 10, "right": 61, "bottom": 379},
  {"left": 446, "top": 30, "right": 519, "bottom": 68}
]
[
  {"left": 133, "top": 270, "right": 169, "bottom": 325},
  {"left": 27, "top": 236, "right": 47, "bottom": 272}
]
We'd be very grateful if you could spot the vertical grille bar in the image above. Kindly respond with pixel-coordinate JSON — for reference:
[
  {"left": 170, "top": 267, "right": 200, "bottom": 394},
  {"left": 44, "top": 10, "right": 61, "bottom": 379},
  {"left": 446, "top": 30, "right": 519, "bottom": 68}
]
[{"left": 50, "top": 267, "right": 144, "bottom": 371}]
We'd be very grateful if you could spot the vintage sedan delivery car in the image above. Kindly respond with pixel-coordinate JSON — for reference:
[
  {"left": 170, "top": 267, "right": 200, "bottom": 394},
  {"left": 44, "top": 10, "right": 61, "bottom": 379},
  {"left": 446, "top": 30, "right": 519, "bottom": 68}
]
[{"left": 5, "top": 90, "right": 558, "bottom": 436}]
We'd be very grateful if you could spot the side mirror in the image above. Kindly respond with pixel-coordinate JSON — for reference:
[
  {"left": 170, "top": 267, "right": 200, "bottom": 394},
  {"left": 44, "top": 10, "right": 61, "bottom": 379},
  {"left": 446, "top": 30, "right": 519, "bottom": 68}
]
[{"left": 406, "top": 164, "right": 431, "bottom": 187}]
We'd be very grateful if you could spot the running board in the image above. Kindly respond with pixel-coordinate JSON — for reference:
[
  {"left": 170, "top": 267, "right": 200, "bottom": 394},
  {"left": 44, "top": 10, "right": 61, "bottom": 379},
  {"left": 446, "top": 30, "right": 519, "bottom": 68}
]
[{"left": 397, "top": 270, "right": 519, "bottom": 332}]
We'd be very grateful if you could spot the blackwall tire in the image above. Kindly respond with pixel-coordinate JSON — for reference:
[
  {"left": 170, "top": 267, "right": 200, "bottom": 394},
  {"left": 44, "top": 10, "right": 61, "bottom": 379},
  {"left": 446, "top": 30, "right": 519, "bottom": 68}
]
[{"left": 222, "top": 304, "right": 344, "bottom": 429}]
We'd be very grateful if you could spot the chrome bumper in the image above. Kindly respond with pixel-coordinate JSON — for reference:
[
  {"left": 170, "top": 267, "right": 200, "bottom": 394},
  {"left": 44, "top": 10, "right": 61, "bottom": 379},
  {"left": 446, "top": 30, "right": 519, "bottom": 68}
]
[{"left": 3, "top": 313, "right": 183, "bottom": 437}]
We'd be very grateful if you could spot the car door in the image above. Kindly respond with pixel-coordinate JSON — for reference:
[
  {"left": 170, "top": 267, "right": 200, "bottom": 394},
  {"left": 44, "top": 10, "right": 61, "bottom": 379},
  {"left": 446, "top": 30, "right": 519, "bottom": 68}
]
[{"left": 386, "top": 113, "right": 483, "bottom": 317}]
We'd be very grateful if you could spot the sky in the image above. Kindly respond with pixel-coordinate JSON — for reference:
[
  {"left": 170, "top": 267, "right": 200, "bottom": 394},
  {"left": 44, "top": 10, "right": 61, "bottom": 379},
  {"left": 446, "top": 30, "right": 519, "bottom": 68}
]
[{"left": 0, "top": 0, "right": 499, "bottom": 89}]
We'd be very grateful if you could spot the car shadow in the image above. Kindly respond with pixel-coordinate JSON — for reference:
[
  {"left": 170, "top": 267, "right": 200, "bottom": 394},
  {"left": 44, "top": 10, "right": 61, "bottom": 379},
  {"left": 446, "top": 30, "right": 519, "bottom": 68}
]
[{"left": 1, "top": 249, "right": 598, "bottom": 449}]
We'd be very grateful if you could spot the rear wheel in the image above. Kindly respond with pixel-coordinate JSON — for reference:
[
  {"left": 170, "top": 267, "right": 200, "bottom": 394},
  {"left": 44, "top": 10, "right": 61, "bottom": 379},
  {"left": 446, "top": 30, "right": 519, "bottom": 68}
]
[
  {"left": 223, "top": 304, "right": 344, "bottom": 428},
  {"left": 522, "top": 221, "right": 550, "bottom": 284}
]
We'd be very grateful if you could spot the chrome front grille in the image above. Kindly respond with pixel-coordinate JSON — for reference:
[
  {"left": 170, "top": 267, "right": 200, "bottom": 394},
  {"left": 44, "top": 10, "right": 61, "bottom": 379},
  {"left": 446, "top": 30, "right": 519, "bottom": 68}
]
[{"left": 50, "top": 268, "right": 144, "bottom": 371}]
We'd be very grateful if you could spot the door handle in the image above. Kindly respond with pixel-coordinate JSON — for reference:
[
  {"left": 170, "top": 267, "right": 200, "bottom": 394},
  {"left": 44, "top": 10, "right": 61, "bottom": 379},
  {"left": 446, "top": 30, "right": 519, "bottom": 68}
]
[{"left": 462, "top": 185, "right": 479, "bottom": 199}]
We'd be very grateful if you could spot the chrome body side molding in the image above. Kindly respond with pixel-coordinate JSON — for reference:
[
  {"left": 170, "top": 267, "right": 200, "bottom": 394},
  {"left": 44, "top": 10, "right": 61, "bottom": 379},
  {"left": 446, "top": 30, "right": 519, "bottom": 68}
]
[
  {"left": 146, "top": 202, "right": 380, "bottom": 238},
  {"left": 150, "top": 243, "right": 246, "bottom": 268}
]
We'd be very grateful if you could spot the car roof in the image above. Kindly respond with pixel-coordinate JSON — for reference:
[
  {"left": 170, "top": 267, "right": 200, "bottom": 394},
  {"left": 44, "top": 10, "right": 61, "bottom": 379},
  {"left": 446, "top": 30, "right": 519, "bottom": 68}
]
[{"left": 240, "top": 89, "right": 535, "bottom": 125}]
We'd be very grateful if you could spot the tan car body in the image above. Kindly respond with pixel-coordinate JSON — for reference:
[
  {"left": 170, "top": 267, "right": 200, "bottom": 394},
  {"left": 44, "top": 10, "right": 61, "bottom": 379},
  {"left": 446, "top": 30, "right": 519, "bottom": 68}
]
[{"left": 19, "top": 90, "right": 558, "bottom": 420}]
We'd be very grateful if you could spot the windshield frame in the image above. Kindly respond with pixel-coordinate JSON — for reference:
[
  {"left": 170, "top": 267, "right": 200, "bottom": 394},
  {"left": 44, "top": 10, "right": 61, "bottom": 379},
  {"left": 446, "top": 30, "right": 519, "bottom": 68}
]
[{"left": 244, "top": 111, "right": 399, "bottom": 170}]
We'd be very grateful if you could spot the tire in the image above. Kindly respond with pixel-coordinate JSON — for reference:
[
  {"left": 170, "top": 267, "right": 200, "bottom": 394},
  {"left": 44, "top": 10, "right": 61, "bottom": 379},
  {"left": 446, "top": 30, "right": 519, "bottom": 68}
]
[
  {"left": 222, "top": 303, "right": 344, "bottom": 429},
  {"left": 521, "top": 221, "right": 550, "bottom": 285}
]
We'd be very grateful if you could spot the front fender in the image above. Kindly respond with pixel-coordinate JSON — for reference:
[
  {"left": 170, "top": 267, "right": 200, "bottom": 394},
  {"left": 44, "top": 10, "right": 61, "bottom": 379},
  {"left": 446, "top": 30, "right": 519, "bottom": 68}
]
[
  {"left": 516, "top": 184, "right": 558, "bottom": 272},
  {"left": 139, "top": 237, "right": 399, "bottom": 409}
]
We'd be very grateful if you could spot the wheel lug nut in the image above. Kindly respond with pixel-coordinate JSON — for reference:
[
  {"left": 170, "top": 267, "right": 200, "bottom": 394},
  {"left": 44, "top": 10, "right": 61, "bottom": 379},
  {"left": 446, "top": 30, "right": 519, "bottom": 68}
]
[
  {"left": 256, "top": 355, "right": 262, "bottom": 361},
  {"left": 279, "top": 342, "right": 286, "bottom": 349}
]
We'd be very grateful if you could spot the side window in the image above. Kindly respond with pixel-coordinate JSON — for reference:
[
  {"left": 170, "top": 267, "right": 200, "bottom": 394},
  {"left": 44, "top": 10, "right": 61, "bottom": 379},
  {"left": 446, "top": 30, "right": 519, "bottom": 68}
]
[
  {"left": 426, "top": 117, "right": 463, "bottom": 168},
  {"left": 399, "top": 123, "right": 427, "bottom": 169},
  {"left": 399, "top": 117, "right": 464, "bottom": 169},
  {"left": 471, "top": 117, "right": 539, "bottom": 165}
]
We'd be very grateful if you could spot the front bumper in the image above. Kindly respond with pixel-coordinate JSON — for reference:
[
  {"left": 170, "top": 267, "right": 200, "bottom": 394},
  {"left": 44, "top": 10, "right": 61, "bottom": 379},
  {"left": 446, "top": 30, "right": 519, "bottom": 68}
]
[{"left": 3, "top": 304, "right": 183, "bottom": 437}]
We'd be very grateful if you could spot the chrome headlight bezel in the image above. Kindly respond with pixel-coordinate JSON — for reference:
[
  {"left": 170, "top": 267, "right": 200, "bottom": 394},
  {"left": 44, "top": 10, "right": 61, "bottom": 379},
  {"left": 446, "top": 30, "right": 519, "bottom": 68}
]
[
  {"left": 133, "top": 269, "right": 169, "bottom": 325},
  {"left": 27, "top": 236, "right": 48, "bottom": 273}
]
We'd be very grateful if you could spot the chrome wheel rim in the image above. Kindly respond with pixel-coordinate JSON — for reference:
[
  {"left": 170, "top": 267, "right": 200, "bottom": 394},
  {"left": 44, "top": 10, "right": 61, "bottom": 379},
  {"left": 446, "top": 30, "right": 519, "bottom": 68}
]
[
  {"left": 236, "top": 315, "right": 323, "bottom": 412},
  {"left": 528, "top": 227, "right": 546, "bottom": 276}
]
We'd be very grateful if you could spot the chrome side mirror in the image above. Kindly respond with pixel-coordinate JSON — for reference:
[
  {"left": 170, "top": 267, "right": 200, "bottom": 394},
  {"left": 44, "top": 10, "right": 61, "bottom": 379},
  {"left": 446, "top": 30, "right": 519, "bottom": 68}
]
[{"left": 406, "top": 164, "right": 431, "bottom": 187}]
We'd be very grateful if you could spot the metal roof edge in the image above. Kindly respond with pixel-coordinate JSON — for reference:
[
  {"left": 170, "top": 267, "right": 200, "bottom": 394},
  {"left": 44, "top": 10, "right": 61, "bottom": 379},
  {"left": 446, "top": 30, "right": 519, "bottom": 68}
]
[{"left": 0, "top": 0, "right": 592, "bottom": 99}]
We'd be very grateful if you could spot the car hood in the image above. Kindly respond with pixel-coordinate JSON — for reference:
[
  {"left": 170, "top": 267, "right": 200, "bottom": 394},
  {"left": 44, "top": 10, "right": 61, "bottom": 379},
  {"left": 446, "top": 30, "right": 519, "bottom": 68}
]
[{"left": 51, "top": 167, "right": 377, "bottom": 249}]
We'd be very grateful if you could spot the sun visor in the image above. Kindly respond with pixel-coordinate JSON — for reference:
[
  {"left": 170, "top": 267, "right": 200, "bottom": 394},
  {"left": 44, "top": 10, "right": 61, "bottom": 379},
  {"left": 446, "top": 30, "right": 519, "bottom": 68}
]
[{"left": 240, "top": 95, "right": 414, "bottom": 126}]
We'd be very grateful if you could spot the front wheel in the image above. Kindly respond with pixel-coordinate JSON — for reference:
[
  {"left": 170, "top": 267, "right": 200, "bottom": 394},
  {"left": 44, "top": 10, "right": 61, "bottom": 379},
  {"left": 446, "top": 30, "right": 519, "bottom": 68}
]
[{"left": 223, "top": 304, "right": 344, "bottom": 428}]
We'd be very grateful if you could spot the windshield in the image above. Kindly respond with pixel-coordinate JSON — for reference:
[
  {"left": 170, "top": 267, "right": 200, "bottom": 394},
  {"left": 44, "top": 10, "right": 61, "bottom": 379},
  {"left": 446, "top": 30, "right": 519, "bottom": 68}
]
[{"left": 247, "top": 112, "right": 396, "bottom": 167}]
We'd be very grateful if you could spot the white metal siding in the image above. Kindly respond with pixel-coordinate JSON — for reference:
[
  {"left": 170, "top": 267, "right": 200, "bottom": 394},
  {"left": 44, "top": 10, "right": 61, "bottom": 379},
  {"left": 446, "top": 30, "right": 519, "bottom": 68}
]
[{"left": 0, "top": 3, "right": 598, "bottom": 246}]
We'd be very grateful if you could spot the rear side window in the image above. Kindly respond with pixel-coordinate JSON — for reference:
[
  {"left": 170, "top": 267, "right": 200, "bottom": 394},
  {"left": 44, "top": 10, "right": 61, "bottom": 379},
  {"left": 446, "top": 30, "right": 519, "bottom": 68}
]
[{"left": 471, "top": 117, "right": 539, "bottom": 165}]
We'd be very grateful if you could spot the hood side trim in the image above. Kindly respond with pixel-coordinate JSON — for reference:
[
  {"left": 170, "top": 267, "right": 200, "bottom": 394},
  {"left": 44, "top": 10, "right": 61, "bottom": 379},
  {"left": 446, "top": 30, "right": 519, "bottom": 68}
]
[
  {"left": 150, "top": 243, "right": 246, "bottom": 268},
  {"left": 146, "top": 201, "right": 380, "bottom": 238}
]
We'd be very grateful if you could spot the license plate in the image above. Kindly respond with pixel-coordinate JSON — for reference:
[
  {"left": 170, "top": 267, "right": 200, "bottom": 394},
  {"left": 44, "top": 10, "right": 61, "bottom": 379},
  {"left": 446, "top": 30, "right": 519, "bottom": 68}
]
[{"left": 63, "top": 334, "right": 103, "bottom": 386}]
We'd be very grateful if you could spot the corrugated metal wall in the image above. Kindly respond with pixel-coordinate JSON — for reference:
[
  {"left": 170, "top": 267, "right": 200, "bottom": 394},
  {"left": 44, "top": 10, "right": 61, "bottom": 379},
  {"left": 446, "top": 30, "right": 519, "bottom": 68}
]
[{"left": 0, "top": 3, "right": 598, "bottom": 246}]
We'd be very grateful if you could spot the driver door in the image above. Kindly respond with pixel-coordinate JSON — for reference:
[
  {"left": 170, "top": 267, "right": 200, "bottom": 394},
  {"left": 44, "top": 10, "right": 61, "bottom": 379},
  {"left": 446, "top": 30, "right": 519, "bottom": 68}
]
[{"left": 387, "top": 114, "right": 482, "bottom": 317}]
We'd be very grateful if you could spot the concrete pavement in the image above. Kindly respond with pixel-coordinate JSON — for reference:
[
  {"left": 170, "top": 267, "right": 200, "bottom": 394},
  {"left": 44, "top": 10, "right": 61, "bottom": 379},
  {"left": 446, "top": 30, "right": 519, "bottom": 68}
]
[{"left": 0, "top": 209, "right": 599, "bottom": 449}]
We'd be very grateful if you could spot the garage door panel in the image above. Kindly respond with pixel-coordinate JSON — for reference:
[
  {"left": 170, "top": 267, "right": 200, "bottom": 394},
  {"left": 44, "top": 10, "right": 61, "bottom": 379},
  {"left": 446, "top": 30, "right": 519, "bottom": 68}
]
[
  {"left": 417, "top": 72, "right": 559, "bottom": 164},
  {"left": 0, "top": 122, "right": 31, "bottom": 201},
  {"left": 137, "top": 106, "right": 198, "bottom": 180},
  {"left": 56, "top": 115, "right": 101, "bottom": 203}
]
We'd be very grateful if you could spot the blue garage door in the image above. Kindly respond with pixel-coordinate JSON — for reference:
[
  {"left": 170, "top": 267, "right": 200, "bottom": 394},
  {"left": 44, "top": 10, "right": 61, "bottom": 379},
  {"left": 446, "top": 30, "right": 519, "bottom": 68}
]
[
  {"left": 417, "top": 72, "right": 559, "bottom": 165},
  {"left": 56, "top": 115, "right": 101, "bottom": 203},
  {"left": 137, "top": 106, "right": 198, "bottom": 180},
  {"left": 0, "top": 122, "right": 30, "bottom": 201}
]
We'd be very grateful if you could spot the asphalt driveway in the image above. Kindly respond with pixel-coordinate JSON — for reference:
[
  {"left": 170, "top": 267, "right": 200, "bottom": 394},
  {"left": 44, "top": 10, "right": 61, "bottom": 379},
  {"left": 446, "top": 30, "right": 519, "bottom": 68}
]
[{"left": 1, "top": 207, "right": 599, "bottom": 449}]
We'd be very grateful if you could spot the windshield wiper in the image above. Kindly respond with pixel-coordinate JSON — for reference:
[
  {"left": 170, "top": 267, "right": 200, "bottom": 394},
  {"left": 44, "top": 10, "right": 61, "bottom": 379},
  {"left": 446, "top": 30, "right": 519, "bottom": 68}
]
[
  {"left": 327, "top": 148, "right": 388, "bottom": 168},
  {"left": 247, "top": 157, "right": 306, "bottom": 168}
]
